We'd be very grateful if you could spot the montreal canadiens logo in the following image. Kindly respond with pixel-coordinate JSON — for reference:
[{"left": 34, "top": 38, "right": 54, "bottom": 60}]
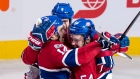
[{"left": 74, "top": 0, "right": 107, "bottom": 18}]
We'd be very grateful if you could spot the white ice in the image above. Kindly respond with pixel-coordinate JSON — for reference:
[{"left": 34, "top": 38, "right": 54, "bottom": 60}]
[{"left": 0, "top": 56, "right": 140, "bottom": 79}]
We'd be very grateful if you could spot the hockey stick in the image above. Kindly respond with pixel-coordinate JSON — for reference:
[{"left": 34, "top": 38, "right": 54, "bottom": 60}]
[
  {"left": 119, "top": 11, "right": 140, "bottom": 40},
  {"left": 117, "top": 11, "right": 140, "bottom": 60},
  {"left": 96, "top": 11, "right": 140, "bottom": 60}
]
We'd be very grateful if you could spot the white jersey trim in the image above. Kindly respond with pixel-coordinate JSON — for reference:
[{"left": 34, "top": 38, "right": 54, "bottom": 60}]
[
  {"left": 97, "top": 70, "right": 112, "bottom": 79},
  {"left": 62, "top": 48, "right": 81, "bottom": 66},
  {"left": 62, "top": 49, "right": 72, "bottom": 66},
  {"left": 39, "top": 66, "right": 71, "bottom": 73},
  {"left": 75, "top": 48, "right": 81, "bottom": 66}
]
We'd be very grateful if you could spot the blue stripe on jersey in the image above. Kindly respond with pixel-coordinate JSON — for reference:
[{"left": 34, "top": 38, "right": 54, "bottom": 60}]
[
  {"left": 40, "top": 69, "right": 70, "bottom": 79},
  {"left": 96, "top": 57, "right": 104, "bottom": 64},
  {"left": 99, "top": 70, "right": 112, "bottom": 79},
  {"left": 63, "top": 49, "right": 79, "bottom": 67},
  {"left": 96, "top": 56, "right": 114, "bottom": 68}
]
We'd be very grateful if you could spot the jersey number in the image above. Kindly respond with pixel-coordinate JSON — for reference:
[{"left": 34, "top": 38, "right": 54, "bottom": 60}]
[
  {"left": 80, "top": 74, "right": 93, "bottom": 79},
  {"left": 54, "top": 44, "right": 68, "bottom": 55}
]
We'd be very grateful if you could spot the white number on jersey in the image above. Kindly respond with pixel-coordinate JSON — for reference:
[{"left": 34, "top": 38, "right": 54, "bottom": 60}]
[
  {"left": 54, "top": 44, "right": 68, "bottom": 55},
  {"left": 80, "top": 74, "right": 93, "bottom": 79}
]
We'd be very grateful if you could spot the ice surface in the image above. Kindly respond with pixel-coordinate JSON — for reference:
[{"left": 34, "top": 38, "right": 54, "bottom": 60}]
[{"left": 0, "top": 56, "right": 140, "bottom": 79}]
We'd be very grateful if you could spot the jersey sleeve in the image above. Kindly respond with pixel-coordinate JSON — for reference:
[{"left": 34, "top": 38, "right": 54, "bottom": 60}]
[
  {"left": 62, "top": 41, "right": 101, "bottom": 67},
  {"left": 21, "top": 46, "right": 39, "bottom": 65},
  {"left": 96, "top": 50, "right": 114, "bottom": 73},
  {"left": 92, "top": 33, "right": 100, "bottom": 41}
]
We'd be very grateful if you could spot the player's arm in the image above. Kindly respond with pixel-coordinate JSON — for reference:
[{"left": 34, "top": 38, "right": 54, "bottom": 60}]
[
  {"left": 21, "top": 46, "right": 40, "bottom": 65},
  {"left": 21, "top": 21, "right": 48, "bottom": 65},
  {"left": 62, "top": 41, "right": 102, "bottom": 67},
  {"left": 96, "top": 33, "right": 130, "bottom": 73},
  {"left": 21, "top": 32, "right": 43, "bottom": 65},
  {"left": 57, "top": 36, "right": 117, "bottom": 67},
  {"left": 96, "top": 50, "right": 114, "bottom": 73},
  {"left": 62, "top": 34, "right": 119, "bottom": 67}
]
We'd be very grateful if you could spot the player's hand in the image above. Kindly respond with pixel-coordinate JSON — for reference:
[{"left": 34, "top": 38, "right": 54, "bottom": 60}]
[
  {"left": 28, "top": 30, "right": 44, "bottom": 50},
  {"left": 114, "top": 33, "right": 130, "bottom": 53},
  {"left": 28, "top": 16, "right": 52, "bottom": 50},
  {"left": 109, "top": 35, "right": 120, "bottom": 53},
  {"left": 96, "top": 50, "right": 114, "bottom": 73},
  {"left": 98, "top": 31, "right": 120, "bottom": 52}
]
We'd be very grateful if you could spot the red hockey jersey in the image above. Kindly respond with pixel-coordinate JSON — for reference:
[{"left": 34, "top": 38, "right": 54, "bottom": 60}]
[{"left": 22, "top": 40, "right": 102, "bottom": 79}]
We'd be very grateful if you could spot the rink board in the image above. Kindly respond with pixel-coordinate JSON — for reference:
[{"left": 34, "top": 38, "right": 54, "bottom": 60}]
[{"left": 0, "top": 37, "right": 140, "bottom": 59}]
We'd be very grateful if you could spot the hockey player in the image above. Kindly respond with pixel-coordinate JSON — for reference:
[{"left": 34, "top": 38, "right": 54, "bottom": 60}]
[
  {"left": 22, "top": 15, "right": 120, "bottom": 79},
  {"left": 69, "top": 18, "right": 113, "bottom": 79},
  {"left": 69, "top": 18, "right": 130, "bottom": 79},
  {"left": 24, "top": 3, "right": 74, "bottom": 79},
  {"left": 51, "top": 3, "right": 74, "bottom": 31},
  {"left": 51, "top": 3, "right": 74, "bottom": 45},
  {"left": 86, "top": 20, "right": 130, "bottom": 79}
]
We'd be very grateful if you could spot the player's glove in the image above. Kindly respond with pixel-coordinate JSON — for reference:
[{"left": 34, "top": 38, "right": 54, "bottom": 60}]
[
  {"left": 28, "top": 30, "right": 44, "bottom": 50},
  {"left": 113, "top": 33, "right": 130, "bottom": 53},
  {"left": 28, "top": 16, "right": 53, "bottom": 50},
  {"left": 24, "top": 65, "right": 40, "bottom": 79},
  {"left": 96, "top": 50, "right": 114, "bottom": 73},
  {"left": 97, "top": 31, "right": 120, "bottom": 52}
]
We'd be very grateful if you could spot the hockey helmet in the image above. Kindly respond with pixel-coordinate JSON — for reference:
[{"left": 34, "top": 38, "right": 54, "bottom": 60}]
[
  {"left": 32, "top": 15, "right": 63, "bottom": 42},
  {"left": 51, "top": 3, "right": 74, "bottom": 22},
  {"left": 69, "top": 18, "right": 91, "bottom": 40}
]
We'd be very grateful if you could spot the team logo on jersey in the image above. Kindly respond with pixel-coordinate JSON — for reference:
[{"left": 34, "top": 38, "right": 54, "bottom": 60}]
[
  {"left": 74, "top": 0, "right": 107, "bottom": 18},
  {"left": 54, "top": 44, "right": 64, "bottom": 49},
  {"left": 54, "top": 44, "right": 68, "bottom": 55}
]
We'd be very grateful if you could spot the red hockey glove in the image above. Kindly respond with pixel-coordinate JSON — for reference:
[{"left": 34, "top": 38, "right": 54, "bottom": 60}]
[
  {"left": 28, "top": 32, "right": 43, "bottom": 50},
  {"left": 114, "top": 33, "right": 130, "bottom": 53},
  {"left": 98, "top": 31, "right": 121, "bottom": 53}
]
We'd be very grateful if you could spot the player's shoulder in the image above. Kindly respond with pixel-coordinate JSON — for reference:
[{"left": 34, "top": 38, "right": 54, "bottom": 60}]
[
  {"left": 44, "top": 40, "right": 62, "bottom": 46},
  {"left": 51, "top": 41, "right": 65, "bottom": 48},
  {"left": 53, "top": 40, "right": 63, "bottom": 44},
  {"left": 43, "top": 40, "right": 69, "bottom": 50}
]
